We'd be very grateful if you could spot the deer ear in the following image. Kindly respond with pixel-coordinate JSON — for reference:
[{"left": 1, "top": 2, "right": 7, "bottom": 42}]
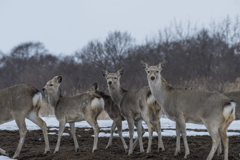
[
  {"left": 158, "top": 59, "right": 166, "bottom": 70},
  {"left": 101, "top": 69, "right": 109, "bottom": 78},
  {"left": 56, "top": 76, "right": 63, "bottom": 83},
  {"left": 53, "top": 76, "right": 63, "bottom": 83},
  {"left": 140, "top": 60, "right": 149, "bottom": 70},
  {"left": 92, "top": 83, "right": 99, "bottom": 90},
  {"left": 117, "top": 68, "right": 124, "bottom": 77}
]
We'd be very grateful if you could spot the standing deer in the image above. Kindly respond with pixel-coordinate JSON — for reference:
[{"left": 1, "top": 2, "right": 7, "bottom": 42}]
[
  {"left": 42, "top": 76, "right": 104, "bottom": 153},
  {"left": 86, "top": 83, "right": 146, "bottom": 152},
  {"left": 141, "top": 60, "right": 236, "bottom": 160},
  {"left": 0, "top": 84, "right": 50, "bottom": 159},
  {"left": 101, "top": 68, "right": 165, "bottom": 155}
]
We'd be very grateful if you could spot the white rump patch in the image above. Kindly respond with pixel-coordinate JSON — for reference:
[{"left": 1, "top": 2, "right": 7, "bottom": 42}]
[
  {"left": 91, "top": 98, "right": 104, "bottom": 109},
  {"left": 223, "top": 101, "right": 236, "bottom": 120},
  {"left": 147, "top": 94, "right": 155, "bottom": 105},
  {"left": 32, "top": 92, "right": 42, "bottom": 107}
]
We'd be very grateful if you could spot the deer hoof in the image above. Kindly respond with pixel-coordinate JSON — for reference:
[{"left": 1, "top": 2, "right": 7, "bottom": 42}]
[
  {"left": 46, "top": 151, "right": 50, "bottom": 154},
  {"left": 92, "top": 149, "right": 97, "bottom": 153},
  {"left": 174, "top": 152, "right": 181, "bottom": 157},
  {"left": 76, "top": 148, "right": 79, "bottom": 152},
  {"left": 5, "top": 151, "right": 10, "bottom": 157},
  {"left": 184, "top": 154, "right": 190, "bottom": 159},
  {"left": 158, "top": 148, "right": 165, "bottom": 152},
  {"left": 54, "top": 151, "right": 59, "bottom": 154},
  {"left": 125, "top": 148, "right": 128, "bottom": 153},
  {"left": 12, "top": 156, "right": 19, "bottom": 159}
]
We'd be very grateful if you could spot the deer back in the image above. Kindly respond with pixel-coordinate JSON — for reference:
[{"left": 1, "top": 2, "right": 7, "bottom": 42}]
[{"left": 0, "top": 84, "right": 41, "bottom": 124}]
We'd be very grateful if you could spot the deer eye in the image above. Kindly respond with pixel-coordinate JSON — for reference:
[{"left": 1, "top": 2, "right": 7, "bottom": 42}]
[
  {"left": 114, "top": 77, "right": 117, "bottom": 79},
  {"left": 50, "top": 84, "right": 53, "bottom": 86},
  {"left": 147, "top": 71, "right": 149, "bottom": 73},
  {"left": 156, "top": 71, "right": 159, "bottom": 73}
]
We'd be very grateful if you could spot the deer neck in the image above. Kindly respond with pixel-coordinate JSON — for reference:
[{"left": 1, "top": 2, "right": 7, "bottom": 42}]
[
  {"left": 48, "top": 90, "right": 61, "bottom": 110},
  {"left": 108, "top": 86, "right": 124, "bottom": 107},
  {"left": 148, "top": 76, "right": 169, "bottom": 107}
]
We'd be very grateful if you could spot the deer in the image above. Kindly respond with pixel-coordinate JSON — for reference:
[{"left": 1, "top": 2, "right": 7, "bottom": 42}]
[
  {"left": 141, "top": 60, "right": 236, "bottom": 160},
  {"left": 86, "top": 83, "right": 146, "bottom": 152},
  {"left": 0, "top": 84, "right": 50, "bottom": 159},
  {"left": 42, "top": 76, "right": 104, "bottom": 153},
  {"left": 101, "top": 68, "right": 165, "bottom": 155}
]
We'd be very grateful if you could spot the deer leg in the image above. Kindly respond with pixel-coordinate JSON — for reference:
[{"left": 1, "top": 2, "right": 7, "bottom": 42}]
[
  {"left": 146, "top": 124, "right": 153, "bottom": 153},
  {"left": 136, "top": 120, "right": 144, "bottom": 153},
  {"left": 127, "top": 118, "right": 134, "bottom": 155},
  {"left": 86, "top": 118, "right": 99, "bottom": 152},
  {"left": 177, "top": 119, "right": 190, "bottom": 159},
  {"left": 0, "top": 148, "right": 9, "bottom": 156},
  {"left": 133, "top": 124, "right": 145, "bottom": 150},
  {"left": 142, "top": 116, "right": 153, "bottom": 153},
  {"left": 27, "top": 110, "right": 50, "bottom": 154},
  {"left": 69, "top": 122, "right": 79, "bottom": 152},
  {"left": 219, "top": 123, "right": 230, "bottom": 160},
  {"left": 115, "top": 117, "right": 128, "bottom": 152},
  {"left": 54, "top": 119, "right": 66, "bottom": 153},
  {"left": 156, "top": 118, "right": 165, "bottom": 152},
  {"left": 12, "top": 116, "right": 27, "bottom": 159},
  {"left": 174, "top": 123, "right": 181, "bottom": 156},
  {"left": 205, "top": 124, "right": 221, "bottom": 160},
  {"left": 106, "top": 120, "right": 117, "bottom": 149},
  {"left": 217, "top": 140, "right": 222, "bottom": 156}
]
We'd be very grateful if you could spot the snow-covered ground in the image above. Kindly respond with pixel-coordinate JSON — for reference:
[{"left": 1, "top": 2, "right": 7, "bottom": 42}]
[
  {"left": 0, "top": 117, "right": 240, "bottom": 159},
  {"left": 1, "top": 116, "right": 240, "bottom": 137}
]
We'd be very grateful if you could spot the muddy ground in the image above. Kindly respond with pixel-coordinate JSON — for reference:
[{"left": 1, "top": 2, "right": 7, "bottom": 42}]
[{"left": 1, "top": 127, "right": 240, "bottom": 160}]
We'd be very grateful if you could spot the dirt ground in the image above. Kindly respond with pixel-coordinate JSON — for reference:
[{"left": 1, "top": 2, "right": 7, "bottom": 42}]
[{"left": 1, "top": 127, "right": 240, "bottom": 160}]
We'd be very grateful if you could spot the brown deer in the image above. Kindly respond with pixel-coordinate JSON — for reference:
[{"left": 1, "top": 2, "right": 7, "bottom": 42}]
[
  {"left": 141, "top": 60, "right": 236, "bottom": 160},
  {"left": 0, "top": 84, "right": 50, "bottom": 159},
  {"left": 101, "top": 68, "right": 165, "bottom": 155},
  {"left": 42, "top": 76, "right": 104, "bottom": 153},
  {"left": 86, "top": 83, "right": 146, "bottom": 152}
]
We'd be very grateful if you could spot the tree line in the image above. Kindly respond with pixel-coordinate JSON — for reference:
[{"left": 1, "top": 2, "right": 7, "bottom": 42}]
[{"left": 1, "top": 17, "right": 240, "bottom": 95}]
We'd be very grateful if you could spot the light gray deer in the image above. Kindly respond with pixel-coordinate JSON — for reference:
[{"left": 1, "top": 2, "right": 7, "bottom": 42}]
[
  {"left": 0, "top": 84, "right": 50, "bottom": 159},
  {"left": 86, "top": 83, "right": 146, "bottom": 152},
  {"left": 101, "top": 68, "right": 165, "bottom": 155},
  {"left": 42, "top": 76, "right": 104, "bottom": 153},
  {"left": 141, "top": 60, "right": 236, "bottom": 160}
]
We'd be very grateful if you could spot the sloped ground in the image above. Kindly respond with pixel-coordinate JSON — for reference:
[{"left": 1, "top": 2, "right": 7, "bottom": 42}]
[{"left": 1, "top": 127, "right": 240, "bottom": 160}]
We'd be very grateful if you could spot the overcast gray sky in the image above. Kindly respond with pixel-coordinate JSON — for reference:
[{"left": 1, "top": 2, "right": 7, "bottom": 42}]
[{"left": 0, "top": 0, "right": 239, "bottom": 55}]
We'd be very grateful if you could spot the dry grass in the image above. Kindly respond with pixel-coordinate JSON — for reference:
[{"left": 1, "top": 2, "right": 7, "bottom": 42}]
[{"left": 173, "top": 77, "right": 240, "bottom": 93}]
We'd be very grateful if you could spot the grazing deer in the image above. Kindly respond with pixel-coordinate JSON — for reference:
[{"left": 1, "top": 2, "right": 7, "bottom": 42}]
[
  {"left": 42, "top": 76, "right": 104, "bottom": 153},
  {"left": 101, "top": 69, "right": 165, "bottom": 155},
  {"left": 86, "top": 83, "right": 146, "bottom": 152},
  {"left": 141, "top": 60, "right": 236, "bottom": 160},
  {"left": 0, "top": 84, "right": 50, "bottom": 159}
]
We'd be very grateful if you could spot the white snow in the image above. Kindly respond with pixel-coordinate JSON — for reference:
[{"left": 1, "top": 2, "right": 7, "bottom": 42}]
[
  {"left": 0, "top": 156, "right": 12, "bottom": 160},
  {"left": 1, "top": 117, "right": 240, "bottom": 159}
]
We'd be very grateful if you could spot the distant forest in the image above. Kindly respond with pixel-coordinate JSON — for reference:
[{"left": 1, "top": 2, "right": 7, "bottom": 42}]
[{"left": 1, "top": 17, "right": 240, "bottom": 95}]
